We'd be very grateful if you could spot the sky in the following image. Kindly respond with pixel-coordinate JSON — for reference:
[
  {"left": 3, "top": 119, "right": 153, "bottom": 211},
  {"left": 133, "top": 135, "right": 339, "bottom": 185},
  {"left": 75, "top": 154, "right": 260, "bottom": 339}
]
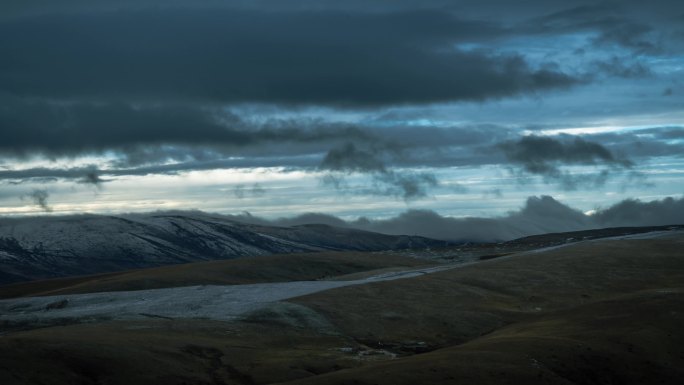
[{"left": 1, "top": 0, "right": 683, "bottom": 238}]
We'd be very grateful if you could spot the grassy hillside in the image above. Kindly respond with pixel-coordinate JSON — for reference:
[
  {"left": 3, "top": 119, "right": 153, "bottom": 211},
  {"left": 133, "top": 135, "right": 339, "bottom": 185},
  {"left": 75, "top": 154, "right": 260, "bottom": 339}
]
[{"left": 0, "top": 231, "right": 682, "bottom": 384}]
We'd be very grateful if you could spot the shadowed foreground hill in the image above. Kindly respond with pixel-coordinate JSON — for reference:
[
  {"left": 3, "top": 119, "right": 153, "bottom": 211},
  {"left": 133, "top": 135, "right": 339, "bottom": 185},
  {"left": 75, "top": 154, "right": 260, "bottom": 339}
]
[
  {"left": 0, "top": 230, "right": 682, "bottom": 384},
  {"left": 288, "top": 232, "right": 684, "bottom": 384}
]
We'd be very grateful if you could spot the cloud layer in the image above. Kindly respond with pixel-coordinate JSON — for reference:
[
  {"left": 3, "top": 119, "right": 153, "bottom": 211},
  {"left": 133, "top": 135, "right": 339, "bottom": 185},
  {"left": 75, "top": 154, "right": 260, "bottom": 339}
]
[
  {"left": 0, "top": 8, "right": 578, "bottom": 106},
  {"left": 0, "top": 0, "right": 682, "bottom": 212},
  {"left": 232, "top": 195, "right": 684, "bottom": 242},
  {"left": 499, "top": 135, "right": 635, "bottom": 189}
]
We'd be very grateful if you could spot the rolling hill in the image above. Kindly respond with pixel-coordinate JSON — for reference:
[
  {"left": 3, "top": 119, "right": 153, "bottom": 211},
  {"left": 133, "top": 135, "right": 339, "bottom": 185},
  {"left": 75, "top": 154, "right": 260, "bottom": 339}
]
[
  {"left": 0, "top": 227, "right": 682, "bottom": 384},
  {"left": 0, "top": 212, "right": 449, "bottom": 284}
]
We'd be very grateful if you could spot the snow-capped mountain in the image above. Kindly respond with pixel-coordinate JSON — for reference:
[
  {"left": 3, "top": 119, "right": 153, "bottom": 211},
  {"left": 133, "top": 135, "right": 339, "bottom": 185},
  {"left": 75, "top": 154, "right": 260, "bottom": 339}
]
[{"left": 0, "top": 213, "right": 449, "bottom": 284}]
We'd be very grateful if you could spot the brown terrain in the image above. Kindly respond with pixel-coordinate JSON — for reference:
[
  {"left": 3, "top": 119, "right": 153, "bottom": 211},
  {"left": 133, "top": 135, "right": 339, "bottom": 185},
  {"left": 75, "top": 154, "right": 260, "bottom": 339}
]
[
  {"left": 0, "top": 251, "right": 429, "bottom": 299},
  {"left": 1, "top": 230, "right": 683, "bottom": 384}
]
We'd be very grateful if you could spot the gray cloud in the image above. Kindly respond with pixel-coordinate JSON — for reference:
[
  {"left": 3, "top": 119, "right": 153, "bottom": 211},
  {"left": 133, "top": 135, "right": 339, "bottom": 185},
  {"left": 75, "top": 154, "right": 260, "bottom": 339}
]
[
  {"left": 77, "top": 171, "right": 107, "bottom": 188},
  {"left": 5, "top": 190, "right": 683, "bottom": 242},
  {"left": 21, "top": 189, "right": 52, "bottom": 212},
  {"left": 0, "top": 98, "right": 238, "bottom": 157},
  {"left": 591, "top": 56, "right": 652, "bottom": 78},
  {"left": 528, "top": 3, "right": 664, "bottom": 54},
  {"left": 320, "top": 143, "right": 388, "bottom": 173},
  {"left": 231, "top": 194, "right": 684, "bottom": 242},
  {"left": 3, "top": 1, "right": 682, "bottom": 21},
  {"left": 593, "top": 20, "right": 659, "bottom": 54},
  {"left": 638, "top": 126, "right": 684, "bottom": 140},
  {"left": 593, "top": 196, "right": 684, "bottom": 226},
  {"left": 0, "top": 96, "right": 372, "bottom": 161},
  {"left": 2, "top": 124, "right": 679, "bottom": 195},
  {"left": 1, "top": 1, "right": 680, "bottom": 113},
  {"left": 0, "top": 166, "right": 110, "bottom": 183},
  {"left": 351, "top": 195, "right": 592, "bottom": 241},
  {"left": 0, "top": 117, "right": 489, "bottom": 180},
  {"left": 586, "top": 127, "right": 684, "bottom": 159},
  {"left": 0, "top": 94, "right": 518, "bottom": 172},
  {"left": 0, "top": 0, "right": 681, "bottom": 200},
  {"left": 499, "top": 135, "right": 634, "bottom": 189},
  {"left": 1, "top": 125, "right": 679, "bottom": 193},
  {"left": 499, "top": 135, "right": 627, "bottom": 165},
  {"left": 319, "top": 143, "right": 438, "bottom": 200},
  {"left": 0, "top": 7, "right": 577, "bottom": 107},
  {"left": 240, "top": 212, "right": 350, "bottom": 228}
]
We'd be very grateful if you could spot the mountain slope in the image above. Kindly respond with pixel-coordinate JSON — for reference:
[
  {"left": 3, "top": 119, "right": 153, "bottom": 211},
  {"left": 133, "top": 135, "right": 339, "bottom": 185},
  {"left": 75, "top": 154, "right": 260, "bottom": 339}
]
[{"left": 0, "top": 213, "right": 448, "bottom": 284}]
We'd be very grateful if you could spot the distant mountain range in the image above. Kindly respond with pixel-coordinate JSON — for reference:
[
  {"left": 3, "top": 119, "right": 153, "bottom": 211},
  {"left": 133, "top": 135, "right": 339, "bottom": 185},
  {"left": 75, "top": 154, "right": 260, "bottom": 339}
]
[{"left": 0, "top": 213, "right": 450, "bottom": 284}]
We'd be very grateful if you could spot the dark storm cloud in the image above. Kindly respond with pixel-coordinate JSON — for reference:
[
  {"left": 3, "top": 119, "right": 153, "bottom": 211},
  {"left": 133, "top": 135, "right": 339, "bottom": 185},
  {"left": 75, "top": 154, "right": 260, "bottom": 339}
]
[
  {"left": 0, "top": 0, "right": 677, "bottom": 163},
  {"left": 1, "top": 123, "right": 678, "bottom": 193},
  {"left": 0, "top": 132, "right": 444, "bottom": 200},
  {"left": 364, "top": 123, "right": 515, "bottom": 167},
  {"left": 320, "top": 143, "right": 388, "bottom": 173},
  {"left": 369, "top": 172, "right": 438, "bottom": 200},
  {"left": 0, "top": 98, "right": 235, "bottom": 157},
  {"left": 3, "top": 123, "right": 678, "bottom": 191},
  {"left": 498, "top": 135, "right": 634, "bottom": 189},
  {"left": 0, "top": 7, "right": 577, "bottom": 106},
  {"left": 5, "top": 1, "right": 682, "bottom": 19},
  {"left": 1, "top": 95, "right": 463, "bottom": 200},
  {"left": 318, "top": 143, "right": 438, "bottom": 200},
  {"left": 0, "top": 0, "right": 472, "bottom": 16},
  {"left": 527, "top": 3, "right": 663, "bottom": 54},
  {"left": 21, "top": 189, "right": 52, "bottom": 212},
  {"left": 230, "top": 195, "right": 684, "bottom": 242},
  {"left": 0, "top": 96, "right": 372, "bottom": 160},
  {"left": 500, "top": 135, "right": 632, "bottom": 169},
  {"left": 0, "top": 115, "right": 513, "bottom": 177},
  {"left": 0, "top": 95, "right": 514, "bottom": 168}
]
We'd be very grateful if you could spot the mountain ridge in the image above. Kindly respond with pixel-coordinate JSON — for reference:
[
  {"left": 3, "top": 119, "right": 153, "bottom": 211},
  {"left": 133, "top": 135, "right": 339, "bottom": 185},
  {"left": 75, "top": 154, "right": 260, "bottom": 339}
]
[{"left": 0, "top": 212, "right": 449, "bottom": 284}]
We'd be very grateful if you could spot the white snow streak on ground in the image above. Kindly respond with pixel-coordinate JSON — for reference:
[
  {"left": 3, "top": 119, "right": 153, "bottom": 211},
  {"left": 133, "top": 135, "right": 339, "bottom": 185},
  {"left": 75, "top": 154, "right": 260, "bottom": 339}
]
[
  {"left": 1, "top": 230, "right": 680, "bottom": 327},
  {"left": 0, "top": 265, "right": 454, "bottom": 325},
  {"left": 519, "top": 229, "right": 683, "bottom": 255}
]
